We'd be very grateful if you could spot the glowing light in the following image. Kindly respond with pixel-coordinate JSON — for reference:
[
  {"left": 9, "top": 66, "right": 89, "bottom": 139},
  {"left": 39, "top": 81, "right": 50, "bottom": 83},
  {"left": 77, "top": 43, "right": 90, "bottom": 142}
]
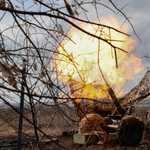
[{"left": 51, "top": 15, "right": 143, "bottom": 100}]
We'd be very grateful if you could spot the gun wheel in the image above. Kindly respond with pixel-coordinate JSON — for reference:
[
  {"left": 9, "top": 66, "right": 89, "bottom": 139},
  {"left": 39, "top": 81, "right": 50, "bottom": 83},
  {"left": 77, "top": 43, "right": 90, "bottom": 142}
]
[{"left": 117, "top": 116, "right": 144, "bottom": 146}]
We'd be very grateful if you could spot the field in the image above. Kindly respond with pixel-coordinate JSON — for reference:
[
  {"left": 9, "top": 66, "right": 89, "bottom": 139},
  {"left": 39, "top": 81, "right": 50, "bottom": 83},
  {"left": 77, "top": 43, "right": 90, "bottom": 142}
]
[
  {"left": 0, "top": 105, "right": 77, "bottom": 149},
  {"left": 0, "top": 104, "right": 150, "bottom": 149}
]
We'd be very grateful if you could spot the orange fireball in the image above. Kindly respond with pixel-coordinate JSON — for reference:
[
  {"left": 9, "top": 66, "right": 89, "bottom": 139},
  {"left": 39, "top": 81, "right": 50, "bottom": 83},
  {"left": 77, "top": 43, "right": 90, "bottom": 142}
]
[{"left": 51, "top": 15, "right": 143, "bottom": 98}]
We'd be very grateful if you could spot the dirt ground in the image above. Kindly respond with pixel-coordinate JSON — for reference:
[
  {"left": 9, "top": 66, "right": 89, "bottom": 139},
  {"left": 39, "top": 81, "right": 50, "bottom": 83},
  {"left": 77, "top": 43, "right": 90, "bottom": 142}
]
[{"left": 0, "top": 130, "right": 150, "bottom": 150}]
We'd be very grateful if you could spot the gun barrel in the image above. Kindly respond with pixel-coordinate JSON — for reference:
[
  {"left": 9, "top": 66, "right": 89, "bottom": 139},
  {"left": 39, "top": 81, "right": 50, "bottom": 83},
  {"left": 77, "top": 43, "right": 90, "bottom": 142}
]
[{"left": 108, "top": 87, "right": 125, "bottom": 116}]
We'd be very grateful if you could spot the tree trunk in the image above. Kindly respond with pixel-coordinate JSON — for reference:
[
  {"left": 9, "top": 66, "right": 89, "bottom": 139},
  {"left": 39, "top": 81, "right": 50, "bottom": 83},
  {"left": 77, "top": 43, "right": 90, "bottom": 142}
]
[{"left": 119, "top": 70, "right": 150, "bottom": 107}]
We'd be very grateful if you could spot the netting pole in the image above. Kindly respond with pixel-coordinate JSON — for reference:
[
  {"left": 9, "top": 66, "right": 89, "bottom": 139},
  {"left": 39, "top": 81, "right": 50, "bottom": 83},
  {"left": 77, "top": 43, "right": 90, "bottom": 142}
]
[{"left": 17, "top": 59, "right": 26, "bottom": 150}]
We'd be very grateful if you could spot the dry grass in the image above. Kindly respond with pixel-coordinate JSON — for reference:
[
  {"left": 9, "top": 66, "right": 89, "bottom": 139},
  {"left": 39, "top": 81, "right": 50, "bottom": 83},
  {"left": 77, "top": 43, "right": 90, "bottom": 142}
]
[{"left": 0, "top": 106, "right": 78, "bottom": 141}]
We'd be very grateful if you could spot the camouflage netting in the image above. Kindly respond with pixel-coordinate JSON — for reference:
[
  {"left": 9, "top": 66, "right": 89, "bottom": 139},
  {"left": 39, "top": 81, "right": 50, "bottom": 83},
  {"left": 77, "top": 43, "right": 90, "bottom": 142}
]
[
  {"left": 74, "top": 100, "right": 115, "bottom": 121},
  {"left": 79, "top": 113, "right": 107, "bottom": 133},
  {"left": 79, "top": 113, "right": 112, "bottom": 143}
]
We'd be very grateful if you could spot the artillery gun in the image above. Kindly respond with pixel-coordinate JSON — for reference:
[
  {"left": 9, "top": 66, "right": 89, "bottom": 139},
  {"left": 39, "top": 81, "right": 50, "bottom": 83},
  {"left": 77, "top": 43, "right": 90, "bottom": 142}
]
[{"left": 72, "top": 70, "right": 150, "bottom": 146}]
